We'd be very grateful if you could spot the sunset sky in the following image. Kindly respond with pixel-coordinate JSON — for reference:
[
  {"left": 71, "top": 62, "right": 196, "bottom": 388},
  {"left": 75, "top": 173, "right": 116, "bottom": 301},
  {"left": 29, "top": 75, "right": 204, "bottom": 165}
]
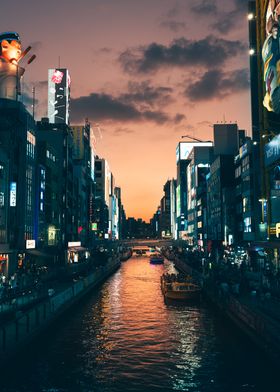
[{"left": 1, "top": 0, "right": 251, "bottom": 221}]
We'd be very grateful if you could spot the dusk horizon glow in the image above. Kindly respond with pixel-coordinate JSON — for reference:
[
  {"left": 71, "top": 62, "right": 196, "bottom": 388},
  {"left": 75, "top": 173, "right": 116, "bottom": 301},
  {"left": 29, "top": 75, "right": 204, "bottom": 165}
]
[{"left": 1, "top": 0, "right": 251, "bottom": 221}]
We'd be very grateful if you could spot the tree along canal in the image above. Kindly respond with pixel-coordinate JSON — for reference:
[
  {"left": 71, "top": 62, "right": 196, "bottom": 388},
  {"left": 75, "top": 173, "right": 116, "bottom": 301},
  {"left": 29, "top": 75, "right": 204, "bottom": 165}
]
[{"left": 1, "top": 257, "right": 277, "bottom": 392}]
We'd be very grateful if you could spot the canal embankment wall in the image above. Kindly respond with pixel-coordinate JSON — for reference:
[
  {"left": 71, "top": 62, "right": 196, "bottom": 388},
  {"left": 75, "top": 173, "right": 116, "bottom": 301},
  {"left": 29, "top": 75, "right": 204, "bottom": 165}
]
[
  {"left": 174, "top": 257, "right": 280, "bottom": 362},
  {"left": 0, "top": 258, "right": 120, "bottom": 363}
]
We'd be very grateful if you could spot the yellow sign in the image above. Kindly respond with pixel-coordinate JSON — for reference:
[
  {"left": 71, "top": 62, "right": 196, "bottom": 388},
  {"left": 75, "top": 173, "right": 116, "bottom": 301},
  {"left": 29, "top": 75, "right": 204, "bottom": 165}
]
[
  {"left": 72, "top": 126, "right": 84, "bottom": 159},
  {"left": 276, "top": 223, "right": 280, "bottom": 238}
]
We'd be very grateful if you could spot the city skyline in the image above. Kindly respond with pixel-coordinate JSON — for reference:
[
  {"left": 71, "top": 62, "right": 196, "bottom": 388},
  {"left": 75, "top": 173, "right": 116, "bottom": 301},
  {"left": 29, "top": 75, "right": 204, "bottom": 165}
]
[{"left": 1, "top": 0, "right": 251, "bottom": 221}]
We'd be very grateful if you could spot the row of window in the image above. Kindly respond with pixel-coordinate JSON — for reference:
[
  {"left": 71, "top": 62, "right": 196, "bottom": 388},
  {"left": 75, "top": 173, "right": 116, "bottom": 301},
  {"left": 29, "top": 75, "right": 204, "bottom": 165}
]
[{"left": 46, "top": 150, "right": 56, "bottom": 162}]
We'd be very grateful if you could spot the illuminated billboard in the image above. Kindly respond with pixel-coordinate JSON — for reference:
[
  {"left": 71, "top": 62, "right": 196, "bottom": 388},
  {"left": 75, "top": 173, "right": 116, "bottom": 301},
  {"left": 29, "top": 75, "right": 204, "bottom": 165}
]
[
  {"left": 176, "top": 142, "right": 212, "bottom": 163},
  {"left": 262, "top": 1, "right": 280, "bottom": 113},
  {"left": 176, "top": 185, "right": 181, "bottom": 218},
  {"left": 89, "top": 125, "right": 96, "bottom": 181},
  {"left": 264, "top": 133, "right": 280, "bottom": 166},
  {"left": 48, "top": 68, "right": 70, "bottom": 124}
]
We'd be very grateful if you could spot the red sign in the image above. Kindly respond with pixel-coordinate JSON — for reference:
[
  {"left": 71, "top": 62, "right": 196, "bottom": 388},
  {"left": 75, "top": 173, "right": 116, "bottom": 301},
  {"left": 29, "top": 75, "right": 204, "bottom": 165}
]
[{"left": 51, "top": 69, "right": 64, "bottom": 84}]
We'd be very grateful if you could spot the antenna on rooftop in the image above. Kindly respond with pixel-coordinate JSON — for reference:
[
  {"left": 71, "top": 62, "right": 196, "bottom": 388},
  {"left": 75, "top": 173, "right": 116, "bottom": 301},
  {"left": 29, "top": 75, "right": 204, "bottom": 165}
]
[{"left": 32, "top": 86, "right": 35, "bottom": 119}]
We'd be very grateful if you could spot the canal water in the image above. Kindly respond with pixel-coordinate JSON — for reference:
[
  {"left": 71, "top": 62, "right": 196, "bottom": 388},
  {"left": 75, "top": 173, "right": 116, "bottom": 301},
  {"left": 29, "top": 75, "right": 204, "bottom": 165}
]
[{"left": 1, "top": 257, "right": 277, "bottom": 392}]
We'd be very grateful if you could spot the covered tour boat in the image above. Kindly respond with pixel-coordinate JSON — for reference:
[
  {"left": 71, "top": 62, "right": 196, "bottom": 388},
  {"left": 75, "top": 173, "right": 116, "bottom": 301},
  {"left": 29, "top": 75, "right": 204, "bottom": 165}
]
[{"left": 161, "top": 273, "right": 201, "bottom": 301}]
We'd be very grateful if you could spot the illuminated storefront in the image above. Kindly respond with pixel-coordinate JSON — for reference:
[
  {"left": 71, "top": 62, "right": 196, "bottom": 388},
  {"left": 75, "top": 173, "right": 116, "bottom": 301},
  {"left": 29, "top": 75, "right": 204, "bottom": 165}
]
[{"left": 67, "top": 241, "right": 89, "bottom": 264}]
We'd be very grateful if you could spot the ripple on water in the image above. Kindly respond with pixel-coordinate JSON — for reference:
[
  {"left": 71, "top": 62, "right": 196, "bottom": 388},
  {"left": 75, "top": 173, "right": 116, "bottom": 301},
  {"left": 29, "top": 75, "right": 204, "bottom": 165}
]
[{"left": 0, "top": 257, "right": 278, "bottom": 392}]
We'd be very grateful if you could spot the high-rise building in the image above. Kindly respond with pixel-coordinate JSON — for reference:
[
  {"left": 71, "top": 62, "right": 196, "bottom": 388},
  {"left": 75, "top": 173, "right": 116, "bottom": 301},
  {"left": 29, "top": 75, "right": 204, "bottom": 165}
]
[
  {"left": 170, "top": 179, "right": 177, "bottom": 240},
  {"left": 72, "top": 122, "right": 94, "bottom": 246},
  {"left": 176, "top": 141, "right": 213, "bottom": 240},
  {"left": 94, "top": 157, "right": 109, "bottom": 238},
  {"left": 0, "top": 99, "right": 36, "bottom": 275},
  {"left": 36, "top": 118, "right": 75, "bottom": 251},
  {"left": 186, "top": 146, "right": 213, "bottom": 248},
  {"left": 159, "top": 180, "right": 171, "bottom": 238}
]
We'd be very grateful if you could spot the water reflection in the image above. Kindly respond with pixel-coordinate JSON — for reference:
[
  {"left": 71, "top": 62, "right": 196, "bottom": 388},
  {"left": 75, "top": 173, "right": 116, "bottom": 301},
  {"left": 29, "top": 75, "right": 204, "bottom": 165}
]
[{"left": 1, "top": 257, "right": 278, "bottom": 391}]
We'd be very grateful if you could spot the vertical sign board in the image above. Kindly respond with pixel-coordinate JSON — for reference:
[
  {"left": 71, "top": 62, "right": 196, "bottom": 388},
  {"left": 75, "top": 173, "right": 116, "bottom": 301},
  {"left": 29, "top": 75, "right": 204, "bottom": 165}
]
[
  {"left": 176, "top": 185, "right": 181, "bottom": 218},
  {"left": 9, "top": 182, "right": 16, "bottom": 207},
  {"left": 72, "top": 126, "right": 84, "bottom": 159},
  {"left": 89, "top": 126, "right": 96, "bottom": 181},
  {"left": 48, "top": 68, "right": 70, "bottom": 124},
  {"left": 276, "top": 223, "right": 280, "bottom": 238}
]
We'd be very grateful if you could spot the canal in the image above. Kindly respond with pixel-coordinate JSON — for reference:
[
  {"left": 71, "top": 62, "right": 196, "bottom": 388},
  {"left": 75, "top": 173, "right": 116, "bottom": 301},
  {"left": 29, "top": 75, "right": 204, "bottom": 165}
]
[{"left": 1, "top": 257, "right": 277, "bottom": 392}]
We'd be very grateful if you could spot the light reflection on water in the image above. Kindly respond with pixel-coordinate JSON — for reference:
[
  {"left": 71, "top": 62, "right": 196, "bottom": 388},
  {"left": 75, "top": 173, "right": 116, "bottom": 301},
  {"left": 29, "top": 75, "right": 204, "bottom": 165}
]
[{"left": 1, "top": 257, "right": 278, "bottom": 392}]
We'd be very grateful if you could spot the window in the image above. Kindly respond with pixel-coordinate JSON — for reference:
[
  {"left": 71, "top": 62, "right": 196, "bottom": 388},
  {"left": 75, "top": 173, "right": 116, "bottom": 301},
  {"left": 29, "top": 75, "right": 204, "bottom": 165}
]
[
  {"left": 95, "top": 161, "right": 102, "bottom": 170},
  {"left": 244, "top": 217, "right": 252, "bottom": 232},
  {"left": 243, "top": 197, "right": 251, "bottom": 213}
]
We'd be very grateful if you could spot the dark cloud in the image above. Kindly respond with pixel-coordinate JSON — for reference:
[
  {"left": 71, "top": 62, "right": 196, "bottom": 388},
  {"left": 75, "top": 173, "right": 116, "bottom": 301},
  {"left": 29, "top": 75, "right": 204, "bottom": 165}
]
[
  {"left": 174, "top": 113, "right": 186, "bottom": 124},
  {"left": 160, "top": 20, "right": 187, "bottom": 32},
  {"left": 120, "top": 81, "right": 173, "bottom": 107},
  {"left": 185, "top": 68, "right": 249, "bottom": 101},
  {"left": 71, "top": 91, "right": 183, "bottom": 124},
  {"left": 119, "top": 35, "right": 245, "bottom": 74},
  {"left": 191, "top": 0, "right": 217, "bottom": 15},
  {"left": 71, "top": 93, "right": 143, "bottom": 123},
  {"left": 167, "top": 3, "right": 181, "bottom": 18},
  {"left": 211, "top": 12, "right": 238, "bottom": 34},
  {"left": 189, "top": 0, "right": 247, "bottom": 35},
  {"left": 210, "top": 0, "right": 248, "bottom": 34},
  {"left": 197, "top": 120, "right": 213, "bottom": 127}
]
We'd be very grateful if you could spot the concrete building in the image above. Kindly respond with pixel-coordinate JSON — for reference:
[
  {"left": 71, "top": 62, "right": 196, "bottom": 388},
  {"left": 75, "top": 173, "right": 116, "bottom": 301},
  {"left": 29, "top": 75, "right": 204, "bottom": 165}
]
[
  {"left": 94, "top": 157, "right": 109, "bottom": 239},
  {"left": 159, "top": 180, "right": 172, "bottom": 238},
  {"left": 72, "top": 122, "right": 94, "bottom": 247},
  {"left": 0, "top": 99, "right": 36, "bottom": 276},
  {"left": 36, "top": 119, "right": 75, "bottom": 253},
  {"left": 186, "top": 146, "right": 213, "bottom": 248},
  {"left": 170, "top": 179, "right": 177, "bottom": 240},
  {"left": 176, "top": 141, "right": 213, "bottom": 240}
]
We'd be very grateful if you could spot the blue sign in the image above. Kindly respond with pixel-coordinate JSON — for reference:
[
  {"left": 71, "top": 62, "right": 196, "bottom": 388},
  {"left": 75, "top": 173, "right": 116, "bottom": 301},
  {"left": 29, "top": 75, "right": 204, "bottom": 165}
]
[
  {"left": 264, "top": 134, "right": 280, "bottom": 167},
  {"left": 9, "top": 182, "right": 16, "bottom": 207}
]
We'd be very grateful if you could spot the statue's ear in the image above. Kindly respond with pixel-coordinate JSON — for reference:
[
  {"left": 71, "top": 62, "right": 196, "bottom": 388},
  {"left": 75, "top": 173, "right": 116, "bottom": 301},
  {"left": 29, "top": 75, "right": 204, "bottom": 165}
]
[{"left": 1, "top": 40, "right": 9, "bottom": 49}]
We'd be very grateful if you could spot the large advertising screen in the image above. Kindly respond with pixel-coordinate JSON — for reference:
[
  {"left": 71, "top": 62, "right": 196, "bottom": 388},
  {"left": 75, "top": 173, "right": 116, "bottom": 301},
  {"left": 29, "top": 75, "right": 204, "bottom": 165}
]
[
  {"left": 48, "top": 68, "right": 70, "bottom": 124},
  {"left": 176, "top": 142, "right": 212, "bottom": 163},
  {"left": 264, "top": 133, "right": 280, "bottom": 166},
  {"left": 262, "top": 1, "right": 280, "bottom": 113}
]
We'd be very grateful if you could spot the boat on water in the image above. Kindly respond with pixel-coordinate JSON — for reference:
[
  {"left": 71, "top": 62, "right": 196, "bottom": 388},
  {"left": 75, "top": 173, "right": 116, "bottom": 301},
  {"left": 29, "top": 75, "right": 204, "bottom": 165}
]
[
  {"left": 150, "top": 253, "right": 164, "bottom": 264},
  {"left": 161, "top": 273, "right": 201, "bottom": 301}
]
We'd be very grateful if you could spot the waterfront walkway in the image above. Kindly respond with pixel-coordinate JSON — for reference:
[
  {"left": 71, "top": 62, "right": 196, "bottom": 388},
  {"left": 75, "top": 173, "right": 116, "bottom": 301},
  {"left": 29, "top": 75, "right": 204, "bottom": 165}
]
[
  {"left": 167, "top": 249, "right": 280, "bottom": 361},
  {"left": 0, "top": 257, "right": 121, "bottom": 363}
]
